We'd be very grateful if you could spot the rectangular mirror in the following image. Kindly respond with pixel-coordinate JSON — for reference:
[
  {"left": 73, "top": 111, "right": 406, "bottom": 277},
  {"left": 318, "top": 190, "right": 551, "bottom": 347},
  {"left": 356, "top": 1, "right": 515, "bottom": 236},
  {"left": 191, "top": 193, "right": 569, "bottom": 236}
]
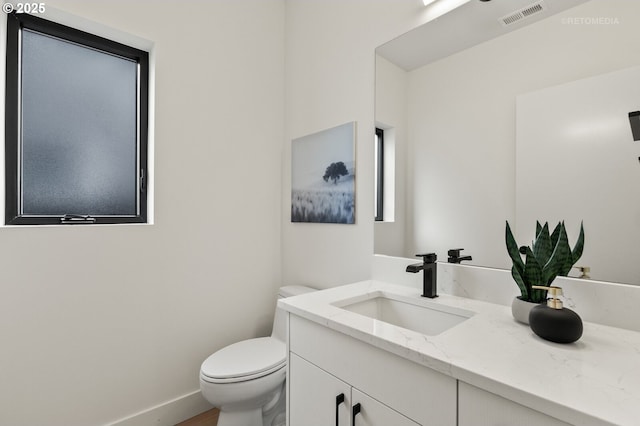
[{"left": 374, "top": 0, "right": 640, "bottom": 285}]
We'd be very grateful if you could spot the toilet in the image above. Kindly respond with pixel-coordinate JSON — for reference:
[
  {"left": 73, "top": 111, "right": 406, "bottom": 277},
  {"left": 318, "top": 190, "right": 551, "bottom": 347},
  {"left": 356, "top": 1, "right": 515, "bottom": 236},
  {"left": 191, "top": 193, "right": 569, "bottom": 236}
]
[{"left": 200, "top": 285, "right": 316, "bottom": 426}]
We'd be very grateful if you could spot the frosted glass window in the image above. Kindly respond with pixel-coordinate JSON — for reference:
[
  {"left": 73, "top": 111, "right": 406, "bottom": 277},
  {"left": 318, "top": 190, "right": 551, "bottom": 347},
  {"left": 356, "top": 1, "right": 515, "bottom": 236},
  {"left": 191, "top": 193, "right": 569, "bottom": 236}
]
[
  {"left": 21, "top": 30, "right": 137, "bottom": 215},
  {"left": 5, "top": 12, "right": 148, "bottom": 225}
]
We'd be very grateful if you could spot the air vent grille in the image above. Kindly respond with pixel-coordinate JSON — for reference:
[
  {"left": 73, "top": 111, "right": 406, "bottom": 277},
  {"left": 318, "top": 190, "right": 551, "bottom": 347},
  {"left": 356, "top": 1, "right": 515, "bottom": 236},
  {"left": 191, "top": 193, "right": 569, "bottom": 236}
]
[
  {"left": 522, "top": 3, "right": 543, "bottom": 17},
  {"left": 500, "top": 1, "right": 546, "bottom": 26}
]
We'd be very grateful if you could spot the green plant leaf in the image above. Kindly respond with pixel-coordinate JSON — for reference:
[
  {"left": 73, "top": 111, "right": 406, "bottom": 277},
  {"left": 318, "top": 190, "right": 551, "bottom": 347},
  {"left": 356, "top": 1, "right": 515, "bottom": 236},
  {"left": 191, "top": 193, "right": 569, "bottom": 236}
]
[
  {"left": 511, "top": 266, "right": 528, "bottom": 299},
  {"left": 543, "top": 222, "right": 573, "bottom": 282},
  {"left": 549, "top": 222, "right": 561, "bottom": 248},
  {"left": 572, "top": 221, "right": 585, "bottom": 264},
  {"left": 523, "top": 246, "right": 548, "bottom": 302},
  {"left": 505, "top": 221, "right": 524, "bottom": 275},
  {"left": 533, "top": 222, "right": 552, "bottom": 267},
  {"left": 523, "top": 246, "right": 542, "bottom": 287},
  {"left": 557, "top": 222, "right": 577, "bottom": 276},
  {"left": 536, "top": 221, "right": 543, "bottom": 237}
]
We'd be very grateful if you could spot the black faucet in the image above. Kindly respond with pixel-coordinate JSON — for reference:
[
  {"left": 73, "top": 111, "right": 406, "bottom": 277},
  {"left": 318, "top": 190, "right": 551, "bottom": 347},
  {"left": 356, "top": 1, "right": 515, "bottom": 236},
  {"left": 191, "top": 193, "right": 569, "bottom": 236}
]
[
  {"left": 447, "top": 248, "right": 472, "bottom": 264},
  {"left": 406, "top": 253, "right": 438, "bottom": 298}
]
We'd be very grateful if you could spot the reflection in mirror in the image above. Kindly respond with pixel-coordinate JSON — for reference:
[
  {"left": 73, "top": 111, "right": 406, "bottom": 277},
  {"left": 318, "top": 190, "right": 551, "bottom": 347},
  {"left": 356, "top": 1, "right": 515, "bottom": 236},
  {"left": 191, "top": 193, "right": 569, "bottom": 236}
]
[{"left": 374, "top": 0, "right": 640, "bottom": 285}]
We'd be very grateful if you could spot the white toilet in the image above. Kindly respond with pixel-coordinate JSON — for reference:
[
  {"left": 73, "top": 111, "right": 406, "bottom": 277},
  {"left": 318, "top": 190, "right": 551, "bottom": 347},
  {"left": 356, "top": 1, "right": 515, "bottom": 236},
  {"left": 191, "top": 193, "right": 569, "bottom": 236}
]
[{"left": 200, "top": 285, "right": 316, "bottom": 426}]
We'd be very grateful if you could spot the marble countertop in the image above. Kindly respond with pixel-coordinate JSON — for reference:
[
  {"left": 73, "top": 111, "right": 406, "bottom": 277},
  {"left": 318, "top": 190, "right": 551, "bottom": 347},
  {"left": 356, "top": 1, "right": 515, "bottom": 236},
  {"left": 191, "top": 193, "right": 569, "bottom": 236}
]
[{"left": 279, "top": 280, "right": 640, "bottom": 426}]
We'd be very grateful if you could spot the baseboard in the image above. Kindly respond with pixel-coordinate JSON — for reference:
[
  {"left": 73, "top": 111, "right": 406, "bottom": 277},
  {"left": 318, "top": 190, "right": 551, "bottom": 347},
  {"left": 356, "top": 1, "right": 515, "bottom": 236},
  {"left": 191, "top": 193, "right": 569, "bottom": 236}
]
[{"left": 107, "top": 390, "right": 213, "bottom": 426}]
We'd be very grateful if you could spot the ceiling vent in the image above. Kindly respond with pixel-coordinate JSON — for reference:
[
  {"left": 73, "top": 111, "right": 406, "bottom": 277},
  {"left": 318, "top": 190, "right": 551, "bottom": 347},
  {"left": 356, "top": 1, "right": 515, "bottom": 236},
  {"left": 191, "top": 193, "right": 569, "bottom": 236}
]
[{"left": 500, "top": 1, "right": 546, "bottom": 26}]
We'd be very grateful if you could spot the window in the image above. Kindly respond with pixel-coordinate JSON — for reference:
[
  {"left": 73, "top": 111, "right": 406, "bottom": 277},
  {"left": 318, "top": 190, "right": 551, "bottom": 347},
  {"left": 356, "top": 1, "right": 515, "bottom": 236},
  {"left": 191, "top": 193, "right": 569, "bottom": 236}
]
[
  {"left": 374, "top": 128, "right": 384, "bottom": 221},
  {"left": 5, "top": 12, "right": 149, "bottom": 225}
]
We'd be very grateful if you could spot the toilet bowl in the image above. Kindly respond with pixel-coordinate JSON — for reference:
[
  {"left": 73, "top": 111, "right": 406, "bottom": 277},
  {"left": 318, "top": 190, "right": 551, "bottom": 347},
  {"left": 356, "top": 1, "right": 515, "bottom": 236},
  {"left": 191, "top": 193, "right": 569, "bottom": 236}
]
[{"left": 200, "top": 285, "right": 315, "bottom": 426}]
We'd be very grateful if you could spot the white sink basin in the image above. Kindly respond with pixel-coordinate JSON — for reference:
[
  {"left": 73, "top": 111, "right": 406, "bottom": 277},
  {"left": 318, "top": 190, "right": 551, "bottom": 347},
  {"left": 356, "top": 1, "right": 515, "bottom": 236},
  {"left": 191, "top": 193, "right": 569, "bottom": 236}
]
[{"left": 332, "top": 291, "right": 474, "bottom": 336}]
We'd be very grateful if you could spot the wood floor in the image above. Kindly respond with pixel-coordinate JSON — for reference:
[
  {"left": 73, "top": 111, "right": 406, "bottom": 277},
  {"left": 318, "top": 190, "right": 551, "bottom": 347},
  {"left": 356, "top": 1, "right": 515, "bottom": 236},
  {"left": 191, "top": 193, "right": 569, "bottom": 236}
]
[{"left": 176, "top": 408, "right": 219, "bottom": 426}]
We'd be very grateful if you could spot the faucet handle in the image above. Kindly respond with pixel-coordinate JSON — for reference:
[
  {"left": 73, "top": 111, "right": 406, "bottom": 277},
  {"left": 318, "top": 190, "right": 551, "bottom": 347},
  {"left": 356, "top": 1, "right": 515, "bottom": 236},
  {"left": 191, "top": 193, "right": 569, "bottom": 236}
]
[
  {"left": 447, "top": 248, "right": 464, "bottom": 257},
  {"left": 448, "top": 248, "right": 473, "bottom": 263},
  {"left": 416, "top": 253, "right": 437, "bottom": 263},
  {"left": 573, "top": 266, "right": 591, "bottom": 279}
]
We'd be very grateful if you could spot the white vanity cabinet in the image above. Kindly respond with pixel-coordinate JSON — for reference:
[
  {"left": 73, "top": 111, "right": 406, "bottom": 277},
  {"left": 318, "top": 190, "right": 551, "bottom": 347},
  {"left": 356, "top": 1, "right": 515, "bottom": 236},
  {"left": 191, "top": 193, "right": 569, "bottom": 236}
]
[
  {"left": 281, "top": 281, "right": 640, "bottom": 426},
  {"left": 458, "top": 382, "right": 571, "bottom": 426},
  {"left": 287, "top": 315, "right": 456, "bottom": 426},
  {"left": 289, "top": 353, "right": 351, "bottom": 426},
  {"left": 289, "top": 354, "right": 418, "bottom": 426}
]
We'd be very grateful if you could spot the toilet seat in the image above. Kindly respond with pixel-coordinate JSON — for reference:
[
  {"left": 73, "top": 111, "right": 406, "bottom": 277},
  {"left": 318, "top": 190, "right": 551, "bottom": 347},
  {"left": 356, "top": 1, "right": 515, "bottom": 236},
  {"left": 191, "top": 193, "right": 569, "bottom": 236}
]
[
  {"left": 201, "top": 363, "right": 286, "bottom": 384},
  {"left": 201, "top": 337, "right": 286, "bottom": 384}
]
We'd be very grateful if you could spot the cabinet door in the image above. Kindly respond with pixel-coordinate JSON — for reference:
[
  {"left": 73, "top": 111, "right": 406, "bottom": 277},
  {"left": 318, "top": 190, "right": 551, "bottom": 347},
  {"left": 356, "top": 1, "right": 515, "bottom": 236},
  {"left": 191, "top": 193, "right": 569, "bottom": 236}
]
[
  {"left": 351, "top": 388, "right": 420, "bottom": 426},
  {"left": 290, "top": 314, "right": 456, "bottom": 425},
  {"left": 289, "top": 353, "right": 351, "bottom": 426},
  {"left": 458, "top": 382, "right": 571, "bottom": 426}
]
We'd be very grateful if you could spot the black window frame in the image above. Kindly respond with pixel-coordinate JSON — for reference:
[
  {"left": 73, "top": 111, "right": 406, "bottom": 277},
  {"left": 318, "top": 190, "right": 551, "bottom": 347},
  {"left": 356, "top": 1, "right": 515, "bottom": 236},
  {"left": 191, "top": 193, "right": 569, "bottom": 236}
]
[
  {"left": 375, "top": 127, "right": 384, "bottom": 222},
  {"left": 5, "top": 12, "right": 149, "bottom": 225}
]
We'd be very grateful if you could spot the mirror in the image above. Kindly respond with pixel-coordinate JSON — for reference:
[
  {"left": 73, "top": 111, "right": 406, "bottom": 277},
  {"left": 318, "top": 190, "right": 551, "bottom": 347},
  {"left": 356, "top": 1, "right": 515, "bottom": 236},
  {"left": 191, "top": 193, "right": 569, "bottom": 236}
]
[{"left": 374, "top": 0, "right": 640, "bottom": 285}]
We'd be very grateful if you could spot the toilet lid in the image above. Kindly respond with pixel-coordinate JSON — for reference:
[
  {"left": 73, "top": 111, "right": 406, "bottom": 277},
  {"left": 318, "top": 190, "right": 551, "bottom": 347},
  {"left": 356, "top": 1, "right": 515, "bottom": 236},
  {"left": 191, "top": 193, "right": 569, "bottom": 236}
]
[{"left": 201, "top": 337, "right": 286, "bottom": 381}]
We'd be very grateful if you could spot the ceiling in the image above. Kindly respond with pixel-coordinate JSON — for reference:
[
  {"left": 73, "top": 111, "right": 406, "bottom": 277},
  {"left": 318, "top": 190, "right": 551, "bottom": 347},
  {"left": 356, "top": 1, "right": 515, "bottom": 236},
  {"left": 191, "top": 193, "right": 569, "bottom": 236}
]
[{"left": 376, "top": 0, "right": 588, "bottom": 71}]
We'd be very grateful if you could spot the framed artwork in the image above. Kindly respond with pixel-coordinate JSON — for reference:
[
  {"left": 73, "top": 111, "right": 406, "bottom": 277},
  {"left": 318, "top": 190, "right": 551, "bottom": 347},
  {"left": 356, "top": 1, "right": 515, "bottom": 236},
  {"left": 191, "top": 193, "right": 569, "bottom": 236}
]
[{"left": 291, "top": 122, "right": 356, "bottom": 224}]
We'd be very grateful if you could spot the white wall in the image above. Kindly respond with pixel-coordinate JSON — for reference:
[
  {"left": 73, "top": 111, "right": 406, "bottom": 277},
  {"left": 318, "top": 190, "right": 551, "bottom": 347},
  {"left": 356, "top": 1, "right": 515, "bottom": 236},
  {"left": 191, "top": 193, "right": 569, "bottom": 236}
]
[
  {"left": 374, "top": 55, "right": 408, "bottom": 257},
  {"left": 0, "top": 1, "right": 284, "bottom": 425},
  {"left": 406, "top": 0, "right": 640, "bottom": 270},
  {"left": 282, "top": 0, "right": 432, "bottom": 289},
  {"left": 517, "top": 65, "right": 640, "bottom": 284}
]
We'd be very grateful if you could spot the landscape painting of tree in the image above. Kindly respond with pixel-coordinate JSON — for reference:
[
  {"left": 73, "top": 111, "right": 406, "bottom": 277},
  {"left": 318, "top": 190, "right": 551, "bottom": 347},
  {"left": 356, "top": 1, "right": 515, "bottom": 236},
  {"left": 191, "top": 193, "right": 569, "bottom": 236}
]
[{"left": 291, "top": 122, "right": 356, "bottom": 224}]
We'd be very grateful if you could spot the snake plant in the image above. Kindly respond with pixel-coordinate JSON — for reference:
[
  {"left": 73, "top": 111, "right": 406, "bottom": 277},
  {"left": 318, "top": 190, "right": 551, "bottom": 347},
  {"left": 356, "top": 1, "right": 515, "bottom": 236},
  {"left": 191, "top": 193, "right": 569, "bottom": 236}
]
[{"left": 505, "top": 221, "right": 584, "bottom": 303}]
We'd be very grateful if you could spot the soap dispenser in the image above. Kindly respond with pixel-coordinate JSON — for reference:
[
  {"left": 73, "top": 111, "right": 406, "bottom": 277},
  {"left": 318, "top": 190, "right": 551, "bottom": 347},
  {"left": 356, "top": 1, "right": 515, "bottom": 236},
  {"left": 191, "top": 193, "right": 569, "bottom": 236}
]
[{"left": 528, "top": 285, "right": 583, "bottom": 344}]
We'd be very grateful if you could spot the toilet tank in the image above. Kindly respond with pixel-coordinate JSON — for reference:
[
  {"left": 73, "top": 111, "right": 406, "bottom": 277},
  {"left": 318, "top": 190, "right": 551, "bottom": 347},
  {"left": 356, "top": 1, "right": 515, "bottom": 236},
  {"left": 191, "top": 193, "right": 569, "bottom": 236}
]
[{"left": 272, "top": 285, "right": 316, "bottom": 342}]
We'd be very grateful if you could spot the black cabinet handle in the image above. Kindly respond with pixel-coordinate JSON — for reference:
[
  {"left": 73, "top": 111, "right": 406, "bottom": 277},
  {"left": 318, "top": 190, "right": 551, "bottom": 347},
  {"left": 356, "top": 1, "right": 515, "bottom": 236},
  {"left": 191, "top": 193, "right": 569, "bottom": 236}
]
[
  {"left": 352, "top": 403, "right": 361, "bottom": 424},
  {"left": 335, "top": 393, "right": 345, "bottom": 426}
]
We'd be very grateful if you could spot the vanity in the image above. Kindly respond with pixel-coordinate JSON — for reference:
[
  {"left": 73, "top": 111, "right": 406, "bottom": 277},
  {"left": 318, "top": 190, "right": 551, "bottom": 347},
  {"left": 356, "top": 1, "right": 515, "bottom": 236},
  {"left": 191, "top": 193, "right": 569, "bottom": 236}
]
[{"left": 279, "top": 279, "right": 640, "bottom": 426}]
